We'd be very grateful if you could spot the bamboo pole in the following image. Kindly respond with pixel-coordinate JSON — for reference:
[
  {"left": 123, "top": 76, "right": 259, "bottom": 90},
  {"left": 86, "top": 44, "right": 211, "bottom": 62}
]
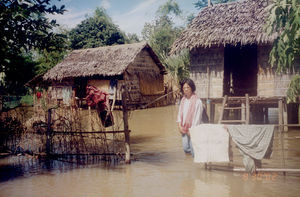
[
  {"left": 245, "top": 94, "right": 250, "bottom": 124},
  {"left": 122, "top": 86, "right": 130, "bottom": 164}
]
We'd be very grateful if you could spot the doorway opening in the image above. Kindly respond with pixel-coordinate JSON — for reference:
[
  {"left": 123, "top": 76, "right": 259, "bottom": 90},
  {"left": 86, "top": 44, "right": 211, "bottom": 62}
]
[{"left": 223, "top": 44, "right": 258, "bottom": 96}]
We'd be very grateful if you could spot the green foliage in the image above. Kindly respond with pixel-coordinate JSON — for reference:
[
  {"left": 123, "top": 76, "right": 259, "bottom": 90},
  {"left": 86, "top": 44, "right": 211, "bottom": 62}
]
[
  {"left": 0, "top": 0, "right": 66, "bottom": 57},
  {"left": 0, "top": 0, "right": 66, "bottom": 94},
  {"left": 35, "top": 27, "right": 70, "bottom": 75},
  {"left": 266, "top": 0, "right": 300, "bottom": 73},
  {"left": 287, "top": 74, "right": 300, "bottom": 103},
  {"left": 69, "top": 7, "right": 127, "bottom": 49},
  {"left": 142, "top": 0, "right": 189, "bottom": 81},
  {"left": 156, "top": 0, "right": 182, "bottom": 17},
  {"left": 161, "top": 49, "right": 190, "bottom": 83},
  {"left": 142, "top": 1, "right": 183, "bottom": 60},
  {"left": 186, "top": 13, "right": 196, "bottom": 25},
  {"left": 20, "top": 94, "right": 34, "bottom": 106},
  {"left": 125, "top": 33, "right": 140, "bottom": 44},
  {"left": 194, "top": 0, "right": 238, "bottom": 9},
  {"left": 0, "top": 53, "right": 36, "bottom": 95}
]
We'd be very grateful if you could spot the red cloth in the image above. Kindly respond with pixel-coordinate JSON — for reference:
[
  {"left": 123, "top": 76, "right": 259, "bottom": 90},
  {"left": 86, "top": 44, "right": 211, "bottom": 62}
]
[
  {"left": 85, "top": 85, "right": 108, "bottom": 107},
  {"left": 179, "top": 94, "right": 198, "bottom": 133}
]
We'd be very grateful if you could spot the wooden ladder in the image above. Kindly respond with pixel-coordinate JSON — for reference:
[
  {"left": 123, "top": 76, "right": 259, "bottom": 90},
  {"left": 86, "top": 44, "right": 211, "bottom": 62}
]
[{"left": 218, "top": 94, "right": 250, "bottom": 124}]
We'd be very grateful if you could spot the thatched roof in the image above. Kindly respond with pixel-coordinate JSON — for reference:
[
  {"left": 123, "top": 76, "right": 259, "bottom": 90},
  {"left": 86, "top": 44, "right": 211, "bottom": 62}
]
[
  {"left": 171, "top": 0, "right": 277, "bottom": 54},
  {"left": 43, "top": 42, "right": 166, "bottom": 81}
]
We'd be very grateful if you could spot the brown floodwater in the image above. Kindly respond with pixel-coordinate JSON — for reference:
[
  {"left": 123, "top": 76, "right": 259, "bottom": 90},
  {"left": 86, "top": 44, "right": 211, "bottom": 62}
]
[{"left": 1, "top": 105, "right": 300, "bottom": 197}]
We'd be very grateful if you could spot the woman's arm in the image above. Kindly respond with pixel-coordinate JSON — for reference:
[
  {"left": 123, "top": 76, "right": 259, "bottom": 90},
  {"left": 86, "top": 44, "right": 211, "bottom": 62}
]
[{"left": 192, "top": 99, "right": 203, "bottom": 126}]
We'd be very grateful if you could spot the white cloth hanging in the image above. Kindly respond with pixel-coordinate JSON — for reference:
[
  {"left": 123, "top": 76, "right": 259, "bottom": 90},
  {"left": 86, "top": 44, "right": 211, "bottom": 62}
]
[{"left": 190, "top": 124, "right": 229, "bottom": 163}]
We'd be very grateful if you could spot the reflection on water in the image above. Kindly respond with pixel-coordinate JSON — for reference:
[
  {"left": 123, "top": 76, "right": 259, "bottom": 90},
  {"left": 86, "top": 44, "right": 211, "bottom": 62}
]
[{"left": 0, "top": 105, "right": 300, "bottom": 197}]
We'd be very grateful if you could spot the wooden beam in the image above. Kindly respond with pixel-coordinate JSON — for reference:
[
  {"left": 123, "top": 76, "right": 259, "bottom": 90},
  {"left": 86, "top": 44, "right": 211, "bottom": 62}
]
[{"left": 218, "top": 95, "right": 227, "bottom": 124}]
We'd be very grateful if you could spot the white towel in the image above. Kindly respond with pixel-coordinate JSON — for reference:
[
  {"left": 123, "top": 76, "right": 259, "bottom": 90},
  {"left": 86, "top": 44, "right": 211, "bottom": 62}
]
[{"left": 190, "top": 124, "right": 229, "bottom": 163}]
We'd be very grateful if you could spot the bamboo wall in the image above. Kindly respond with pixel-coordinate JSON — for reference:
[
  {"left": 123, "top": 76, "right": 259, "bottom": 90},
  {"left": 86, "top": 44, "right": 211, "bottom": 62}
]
[
  {"left": 190, "top": 46, "right": 224, "bottom": 98},
  {"left": 190, "top": 45, "right": 299, "bottom": 98},
  {"left": 257, "top": 45, "right": 299, "bottom": 97},
  {"left": 125, "top": 48, "right": 165, "bottom": 106}
]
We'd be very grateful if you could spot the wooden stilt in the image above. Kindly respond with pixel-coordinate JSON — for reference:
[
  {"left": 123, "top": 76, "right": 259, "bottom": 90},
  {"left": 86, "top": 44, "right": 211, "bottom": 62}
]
[
  {"left": 210, "top": 103, "right": 215, "bottom": 123},
  {"left": 241, "top": 103, "right": 245, "bottom": 122},
  {"left": 218, "top": 95, "right": 227, "bottom": 124},
  {"left": 278, "top": 99, "right": 283, "bottom": 133},
  {"left": 88, "top": 106, "right": 92, "bottom": 132},
  {"left": 283, "top": 101, "right": 288, "bottom": 132},
  {"left": 264, "top": 107, "right": 269, "bottom": 124},
  {"left": 245, "top": 94, "right": 250, "bottom": 124},
  {"left": 122, "top": 86, "right": 131, "bottom": 164},
  {"left": 207, "top": 101, "right": 211, "bottom": 123}
]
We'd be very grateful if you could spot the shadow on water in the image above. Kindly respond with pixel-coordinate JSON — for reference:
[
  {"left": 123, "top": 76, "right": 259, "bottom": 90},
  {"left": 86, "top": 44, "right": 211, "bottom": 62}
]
[{"left": 0, "top": 154, "right": 123, "bottom": 183}]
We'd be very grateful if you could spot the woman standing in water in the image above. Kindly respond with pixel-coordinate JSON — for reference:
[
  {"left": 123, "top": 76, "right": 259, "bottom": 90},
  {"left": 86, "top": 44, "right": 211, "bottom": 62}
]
[{"left": 177, "top": 78, "right": 203, "bottom": 156}]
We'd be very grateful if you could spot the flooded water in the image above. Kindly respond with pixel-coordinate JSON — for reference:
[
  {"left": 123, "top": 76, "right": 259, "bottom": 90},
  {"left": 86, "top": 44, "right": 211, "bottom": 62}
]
[{"left": 1, "top": 105, "right": 300, "bottom": 197}]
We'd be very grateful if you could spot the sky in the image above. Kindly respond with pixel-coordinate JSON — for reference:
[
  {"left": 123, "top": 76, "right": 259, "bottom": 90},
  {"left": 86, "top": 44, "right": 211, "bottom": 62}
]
[{"left": 48, "top": 0, "right": 199, "bottom": 37}]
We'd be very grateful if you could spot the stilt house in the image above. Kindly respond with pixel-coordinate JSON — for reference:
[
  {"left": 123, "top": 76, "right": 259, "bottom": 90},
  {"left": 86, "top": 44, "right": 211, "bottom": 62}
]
[
  {"left": 171, "top": 0, "right": 299, "bottom": 124},
  {"left": 43, "top": 42, "right": 167, "bottom": 108}
]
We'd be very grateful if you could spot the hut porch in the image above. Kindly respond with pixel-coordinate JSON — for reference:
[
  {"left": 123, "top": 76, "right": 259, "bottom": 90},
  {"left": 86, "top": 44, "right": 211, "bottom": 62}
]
[{"left": 202, "top": 96, "right": 300, "bottom": 130}]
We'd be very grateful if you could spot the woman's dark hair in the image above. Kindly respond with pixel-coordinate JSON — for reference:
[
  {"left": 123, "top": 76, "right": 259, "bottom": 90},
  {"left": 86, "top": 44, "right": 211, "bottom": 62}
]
[{"left": 180, "top": 78, "right": 196, "bottom": 93}]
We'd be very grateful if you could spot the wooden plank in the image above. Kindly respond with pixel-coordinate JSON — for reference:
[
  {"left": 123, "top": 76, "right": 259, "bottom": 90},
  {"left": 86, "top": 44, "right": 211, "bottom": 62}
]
[
  {"left": 221, "top": 120, "right": 246, "bottom": 123},
  {"left": 224, "top": 107, "right": 245, "bottom": 110},
  {"left": 218, "top": 95, "right": 227, "bottom": 124},
  {"left": 233, "top": 168, "right": 300, "bottom": 173},
  {"left": 274, "top": 124, "right": 300, "bottom": 127}
]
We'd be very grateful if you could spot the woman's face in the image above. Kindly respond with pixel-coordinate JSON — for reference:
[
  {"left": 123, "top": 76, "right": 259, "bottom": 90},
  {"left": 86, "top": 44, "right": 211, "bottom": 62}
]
[{"left": 183, "top": 83, "right": 193, "bottom": 99}]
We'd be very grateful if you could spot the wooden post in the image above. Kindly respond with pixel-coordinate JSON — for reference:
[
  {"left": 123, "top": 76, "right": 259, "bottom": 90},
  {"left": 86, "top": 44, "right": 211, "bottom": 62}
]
[
  {"left": 278, "top": 98, "right": 286, "bottom": 171},
  {"left": 241, "top": 103, "right": 245, "bottom": 122},
  {"left": 208, "top": 0, "right": 212, "bottom": 6},
  {"left": 207, "top": 99, "right": 211, "bottom": 123},
  {"left": 278, "top": 99, "right": 283, "bottom": 133},
  {"left": 283, "top": 101, "right": 288, "bottom": 132},
  {"left": 264, "top": 107, "right": 269, "bottom": 124},
  {"left": 46, "top": 108, "right": 52, "bottom": 155},
  {"left": 122, "top": 86, "right": 130, "bottom": 164},
  {"left": 245, "top": 94, "right": 250, "bottom": 124},
  {"left": 88, "top": 106, "right": 92, "bottom": 131},
  {"left": 210, "top": 103, "right": 215, "bottom": 123},
  {"left": 218, "top": 95, "right": 227, "bottom": 124},
  {"left": 207, "top": 66, "right": 210, "bottom": 99}
]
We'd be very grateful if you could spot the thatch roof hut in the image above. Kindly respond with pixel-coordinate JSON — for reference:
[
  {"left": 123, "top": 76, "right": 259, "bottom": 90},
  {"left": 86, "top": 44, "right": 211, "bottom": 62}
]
[
  {"left": 43, "top": 42, "right": 168, "bottom": 108},
  {"left": 44, "top": 42, "right": 165, "bottom": 81},
  {"left": 171, "top": 0, "right": 276, "bottom": 54},
  {"left": 170, "top": 0, "right": 299, "bottom": 99},
  {"left": 170, "top": 0, "right": 300, "bottom": 124}
]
